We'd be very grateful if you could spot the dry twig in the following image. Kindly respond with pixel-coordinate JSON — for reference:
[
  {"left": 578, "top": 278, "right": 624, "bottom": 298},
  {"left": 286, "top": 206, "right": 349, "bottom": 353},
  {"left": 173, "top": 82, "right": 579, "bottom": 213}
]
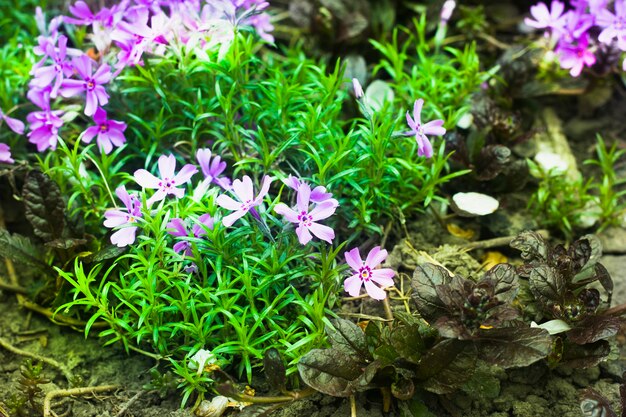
[{"left": 43, "top": 385, "right": 119, "bottom": 417}]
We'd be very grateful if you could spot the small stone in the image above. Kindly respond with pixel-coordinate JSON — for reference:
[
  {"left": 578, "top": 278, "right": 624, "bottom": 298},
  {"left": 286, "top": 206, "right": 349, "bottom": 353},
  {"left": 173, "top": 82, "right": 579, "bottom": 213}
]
[
  {"left": 195, "top": 396, "right": 228, "bottom": 417},
  {"left": 451, "top": 192, "right": 499, "bottom": 217},
  {"left": 598, "top": 227, "right": 626, "bottom": 254}
]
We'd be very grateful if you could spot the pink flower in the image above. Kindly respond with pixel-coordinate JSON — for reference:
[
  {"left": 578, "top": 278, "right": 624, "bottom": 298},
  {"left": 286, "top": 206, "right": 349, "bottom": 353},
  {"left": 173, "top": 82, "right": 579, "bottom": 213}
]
[
  {"left": 0, "top": 107, "right": 24, "bottom": 135},
  {"left": 597, "top": 0, "right": 626, "bottom": 49},
  {"left": 60, "top": 55, "right": 111, "bottom": 116},
  {"left": 525, "top": 1, "right": 567, "bottom": 31},
  {"left": 104, "top": 185, "right": 142, "bottom": 247},
  {"left": 167, "top": 214, "right": 214, "bottom": 256},
  {"left": 81, "top": 107, "right": 127, "bottom": 154},
  {"left": 216, "top": 175, "right": 272, "bottom": 226},
  {"left": 26, "top": 88, "right": 63, "bottom": 152},
  {"left": 134, "top": 154, "right": 198, "bottom": 206},
  {"left": 274, "top": 183, "right": 337, "bottom": 245},
  {"left": 0, "top": 143, "right": 14, "bottom": 164},
  {"left": 404, "top": 99, "right": 446, "bottom": 158},
  {"left": 343, "top": 246, "right": 395, "bottom": 300},
  {"left": 30, "top": 35, "right": 73, "bottom": 98},
  {"left": 556, "top": 35, "right": 596, "bottom": 76},
  {"left": 282, "top": 175, "right": 333, "bottom": 204},
  {"left": 196, "top": 148, "right": 231, "bottom": 188}
]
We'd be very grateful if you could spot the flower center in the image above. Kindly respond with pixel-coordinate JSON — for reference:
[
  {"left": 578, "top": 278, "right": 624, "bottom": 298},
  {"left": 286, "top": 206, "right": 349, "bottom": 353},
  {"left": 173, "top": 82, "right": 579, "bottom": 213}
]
[
  {"left": 86, "top": 80, "right": 95, "bottom": 90},
  {"left": 99, "top": 123, "right": 109, "bottom": 133},
  {"left": 297, "top": 210, "right": 312, "bottom": 227},
  {"left": 358, "top": 266, "right": 372, "bottom": 281},
  {"left": 158, "top": 177, "right": 176, "bottom": 189},
  {"left": 240, "top": 199, "right": 252, "bottom": 211}
]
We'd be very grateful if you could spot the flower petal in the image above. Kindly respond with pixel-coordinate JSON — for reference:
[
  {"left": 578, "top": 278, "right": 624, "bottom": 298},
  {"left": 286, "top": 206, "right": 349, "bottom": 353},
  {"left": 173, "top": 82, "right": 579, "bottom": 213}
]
[
  {"left": 344, "top": 274, "right": 363, "bottom": 297},
  {"left": 365, "top": 246, "right": 388, "bottom": 269},
  {"left": 103, "top": 209, "right": 128, "bottom": 228},
  {"left": 309, "top": 200, "right": 337, "bottom": 221},
  {"left": 295, "top": 224, "right": 313, "bottom": 245},
  {"left": 81, "top": 126, "right": 99, "bottom": 144},
  {"left": 110, "top": 226, "right": 137, "bottom": 247},
  {"left": 308, "top": 222, "right": 335, "bottom": 243},
  {"left": 370, "top": 269, "right": 395, "bottom": 288},
  {"left": 222, "top": 209, "right": 246, "bottom": 227},
  {"left": 134, "top": 169, "right": 160, "bottom": 188},
  {"left": 232, "top": 176, "right": 253, "bottom": 202},
  {"left": 173, "top": 164, "right": 198, "bottom": 184},
  {"left": 345, "top": 247, "right": 363, "bottom": 271},
  {"left": 274, "top": 203, "right": 299, "bottom": 223},
  {"left": 364, "top": 279, "right": 386, "bottom": 300},
  {"left": 412, "top": 98, "right": 424, "bottom": 125},
  {"left": 216, "top": 194, "right": 242, "bottom": 211},
  {"left": 423, "top": 119, "right": 446, "bottom": 136},
  {"left": 158, "top": 154, "right": 176, "bottom": 179},
  {"left": 167, "top": 218, "right": 188, "bottom": 237}
]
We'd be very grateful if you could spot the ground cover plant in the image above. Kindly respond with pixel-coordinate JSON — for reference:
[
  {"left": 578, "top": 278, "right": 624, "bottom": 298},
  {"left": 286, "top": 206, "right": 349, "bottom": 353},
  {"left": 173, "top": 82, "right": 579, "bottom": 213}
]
[{"left": 0, "top": 0, "right": 625, "bottom": 416}]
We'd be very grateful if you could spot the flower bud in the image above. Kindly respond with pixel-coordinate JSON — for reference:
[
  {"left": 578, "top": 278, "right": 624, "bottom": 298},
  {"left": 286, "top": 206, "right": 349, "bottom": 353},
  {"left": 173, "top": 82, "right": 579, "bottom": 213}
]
[
  {"left": 352, "top": 78, "right": 364, "bottom": 99},
  {"left": 440, "top": 0, "right": 456, "bottom": 24}
]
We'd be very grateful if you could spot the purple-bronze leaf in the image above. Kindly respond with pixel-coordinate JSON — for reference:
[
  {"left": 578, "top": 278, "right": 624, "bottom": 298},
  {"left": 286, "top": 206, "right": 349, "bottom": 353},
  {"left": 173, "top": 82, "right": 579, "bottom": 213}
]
[{"left": 567, "top": 315, "right": 621, "bottom": 345}]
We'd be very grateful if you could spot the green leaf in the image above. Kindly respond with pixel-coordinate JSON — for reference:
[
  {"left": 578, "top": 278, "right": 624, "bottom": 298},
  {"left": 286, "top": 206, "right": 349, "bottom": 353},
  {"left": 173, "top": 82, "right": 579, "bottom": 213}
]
[
  {"left": 411, "top": 263, "right": 453, "bottom": 322},
  {"left": 23, "top": 170, "right": 66, "bottom": 241},
  {"left": 476, "top": 327, "right": 552, "bottom": 368}
]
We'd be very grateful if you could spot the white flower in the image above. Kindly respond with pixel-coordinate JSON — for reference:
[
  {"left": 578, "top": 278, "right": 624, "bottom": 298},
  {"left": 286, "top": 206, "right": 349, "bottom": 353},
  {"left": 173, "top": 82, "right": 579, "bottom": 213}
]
[{"left": 188, "top": 349, "right": 217, "bottom": 376}]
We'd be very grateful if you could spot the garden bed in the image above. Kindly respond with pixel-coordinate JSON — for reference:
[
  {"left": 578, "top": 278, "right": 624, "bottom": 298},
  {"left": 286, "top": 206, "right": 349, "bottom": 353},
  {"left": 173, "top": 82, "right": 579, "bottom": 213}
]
[{"left": 1, "top": 0, "right": 626, "bottom": 416}]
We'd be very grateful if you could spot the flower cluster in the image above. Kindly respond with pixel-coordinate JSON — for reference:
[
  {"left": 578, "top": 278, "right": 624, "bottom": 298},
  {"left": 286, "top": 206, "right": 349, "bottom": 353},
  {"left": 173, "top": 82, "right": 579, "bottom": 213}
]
[
  {"left": 21, "top": 1, "right": 274, "bottom": 153},
  {"left": 102, "top": 151, "right": 392, "bottom": 300},
  {"left": 525, "top": 0, "right": 626, "bottom": 76}
]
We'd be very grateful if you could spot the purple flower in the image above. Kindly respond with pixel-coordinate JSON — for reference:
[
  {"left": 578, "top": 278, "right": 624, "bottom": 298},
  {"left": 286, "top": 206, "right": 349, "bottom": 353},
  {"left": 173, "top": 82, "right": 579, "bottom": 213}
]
[
  {"left": 81, "top": 107, "right": 127, "bottom": 154},
  {"left": 343, "top": 246, "right": 395, "bottom": 300},
  {"left": 0, "top": 108, "right": 25, "bottom": 135},
  {"left": 111, "top": 12, "right": 169, "bottom": 68},
  {"left": 26, "top": 88, "right": 64, "bottom": 152},
  {"left": 525, "top": 1, "right": 567, "bottom": 31},
  {"left": 60, "top": 55, "right": 111, "bottom": 116},
  {"left": 196, "top": 148, "right": 231, "bottom": 189},
  {"left": 0, "top": 143, "right": 14, "bottom": 164},
  {"left": 597, "top": 0, "right": 626, "bottom": 49},
  {"left": 556, "top": 35, "right": 596, "bottom": 76},
  {"left": 283, "top": 175, "right": 333, "bottom": 204},
  {"left": 167, "top": 214, "right": 214, "bottom": 256},
  {"left": 274, "top": 183, "right": 337, "bottom": 245},
  {"left": 404, "top": 99, "right": 446, "bottom": 158},
  {"left": 104, "top": 185, "right": 142, "bottom": 247},
  {"left": 134, "top": 154, "right": 198, "bottom": 206},
  {"left": 216, "top": 175, "right": 272, "bottom": 227},
  {"left": 30, "top": 35, "right": 73, "bottom": 98}
]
